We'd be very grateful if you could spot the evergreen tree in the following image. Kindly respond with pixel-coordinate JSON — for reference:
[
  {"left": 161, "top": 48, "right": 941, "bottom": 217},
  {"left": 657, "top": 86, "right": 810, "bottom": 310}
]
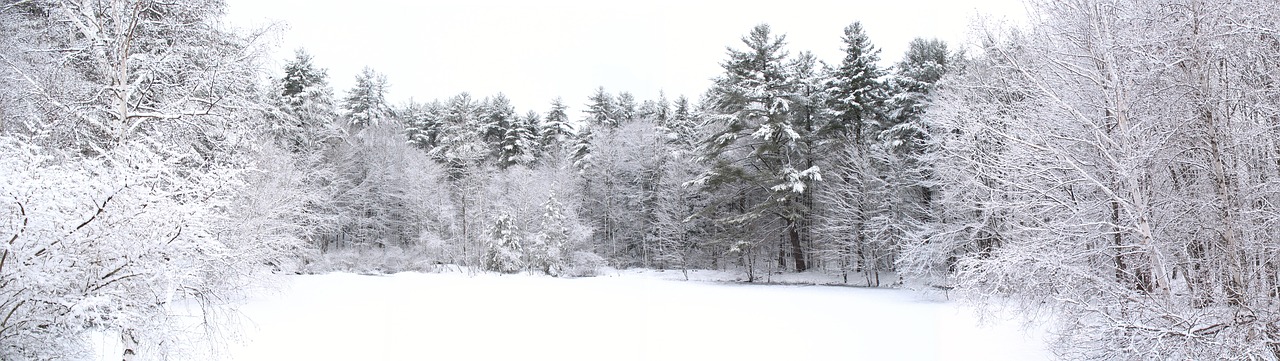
[
  {"left": 481, "top": 94, "right": 518, "bottom": 145},
  {"left": 826, "top": 22, "right": 886, "bottom": 141},
  {"left": 885, "top": 38, "right": 952, "bottom": 150},
  {"left": 426, "top": 93, "right": 491, "bottom": 265},
  {"left": 615, "top": 91, "right": 638, "bottom": 124},
  {"left": 282, "top": 48, "right": 328, "bottom": 100},
  {"left": 273, "top": 48, "right": 341, "bottom": 154},
  {"left": 662, "top": 95, "right": 697, "bottom": 146},
  {"left": 406, "top": 100, "right": 447, "bottom": 151},
  {"left": 430, "top": 93, "right": 489, "bottom": 178},
  {"left": 480, "top": 94, "right": 538, "bottom": 169},
  {"left": 571, "top": 126, "right": 595, "bottom": 171},
  {"left": 786, "top": 50, "right": 833, "bottom": 275},
  {"left": 878, "top": 38, "right": 953, "bottom": 239},
  {"left": 640, "top": 92, "right": 671, "bottom": 125},
  {"left": 584, "top": 87, "right": 618, "bottom": 128},
  {"left": 484, "top": 213, "right": 526, "bottom": 273},
  {"left": 522, "top": 110, "right": 543, "bottom": 154},
  {"left": 701, "top": 24, "right": 817, "bottom": 274},
  {"left": 815, "top": 22, "right": 894, "bottom": 284},
  {"left": 342, "top": 66, "right": 392, "bottom": 130},
  {"left": 531, "top": 193, "right": 571, "bottom": 276},
  {"left": 496, "top": 110, "right": 539, "bottom": 169},
  {"left": 541, "top": 97, "right": 574, "bottom": 147},
  {"left": 268, "top": 49, "right": 346, "bottom": 253}
]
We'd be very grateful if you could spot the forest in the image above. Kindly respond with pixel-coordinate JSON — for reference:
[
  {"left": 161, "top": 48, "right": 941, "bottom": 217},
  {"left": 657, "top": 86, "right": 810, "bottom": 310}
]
[{"left": 3, "top": 0, "right": 1280, "bottom": 359}]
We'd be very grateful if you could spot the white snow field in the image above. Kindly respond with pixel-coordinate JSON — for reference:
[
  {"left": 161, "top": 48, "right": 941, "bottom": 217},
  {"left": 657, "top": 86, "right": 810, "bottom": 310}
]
[{"left": 98, "top": 270, "right": 1049, "bottom": 360}]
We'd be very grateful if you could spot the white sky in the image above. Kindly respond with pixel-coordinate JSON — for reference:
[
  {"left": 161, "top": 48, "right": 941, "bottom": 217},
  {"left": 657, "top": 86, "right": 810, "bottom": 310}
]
[{"left": 225, "top": 0, "right": 1026, "bottom": 116}]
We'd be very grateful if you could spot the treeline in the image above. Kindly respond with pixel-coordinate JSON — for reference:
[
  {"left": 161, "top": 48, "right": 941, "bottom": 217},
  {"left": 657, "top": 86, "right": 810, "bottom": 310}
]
[{"left": 283, "top": 23, "right": 952, "bottom": 285}]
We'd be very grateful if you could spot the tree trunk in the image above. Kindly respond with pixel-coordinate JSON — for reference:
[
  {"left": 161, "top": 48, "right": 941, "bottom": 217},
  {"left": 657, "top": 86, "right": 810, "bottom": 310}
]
[
  {"left": 777, "top": 235, "right": 787, "bottom": 269},
  {"left": 788, "top": 219, "right": 806, "bottom": 272},
  {"left": 121, "top": 329, "right": 139, "bottom": 361}
]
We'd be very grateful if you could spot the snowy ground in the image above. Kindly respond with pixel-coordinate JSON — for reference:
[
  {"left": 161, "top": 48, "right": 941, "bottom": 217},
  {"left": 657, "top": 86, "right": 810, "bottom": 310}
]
[{"left": 96, "top": 270, "right": 1048, "bottom": 360}]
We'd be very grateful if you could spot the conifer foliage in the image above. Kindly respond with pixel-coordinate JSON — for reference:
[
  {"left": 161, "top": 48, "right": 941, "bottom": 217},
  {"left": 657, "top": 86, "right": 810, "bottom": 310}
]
[
  {"left": 484, "top": 214, "right": 526, "bottom": 274},
  {"left": 701, "top": 24, "right": 818, "bottom": 274},
  {"left": 343, "top": 67, "right": 392, "bottom": 130}
]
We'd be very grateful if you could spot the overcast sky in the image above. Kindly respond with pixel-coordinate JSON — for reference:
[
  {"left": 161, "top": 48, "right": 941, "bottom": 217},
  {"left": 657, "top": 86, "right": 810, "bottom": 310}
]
[{"left": 226, "top": 0, "right": 1026, "bottom": 115}]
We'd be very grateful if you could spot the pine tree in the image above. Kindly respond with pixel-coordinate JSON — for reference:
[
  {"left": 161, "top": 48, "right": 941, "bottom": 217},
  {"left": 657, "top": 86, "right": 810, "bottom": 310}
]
[
  {"left": 342, "top": 66, "right": 392, "bottom": 130},
  {"left": 816, "top": 22, "right": 893, "bottom": 283},
  {"left": 495, "top": 110, "right": 538, "bottom": 169},
  {"left": 541, "top": 97, "right": 574, "bottom": 147},
  {"left": 268, "top": 49, "right": 345, "bottom": 253},
  {"left": 826, "top": 22, "right": 886, "bottom": 141},
  {"left": 282, "top": 48, "right": 328, "bottom": 100},
  {"left": 584, "top": 87, "right": 618, "bottom": 128},
  {"left": 481, "top": 94, "right": 517, "bottom": 145},
  {"left": 531, "top": 193, "right": 570, "bottom": 276},
  {"left": 701, "top": 24, "right": 817, "bottom": 274},
  {"left": 877, "top": 38, "right": 953, "bottom": 253},
  {"left": 885, "top": 38, "right": 951, "bottom": 150},
  {"left": 484, "top": 213, "right": 526, "bottom": 273},
  {"left": 615, "top": 91, "right": 638, "bottom": 124},
  {"left": 480, "top": 94, "right": 537, "bottom": 169},
  {"left": 274, "top": 48, "right": 341, "bottom": 154},
  {"left": 662, "top": 96, "right": 697, "bottom": 146},
  {"left": 406, "top": 100, "right": 447, "bottom": 151},
  {"left": 640, "top": 92, "right": 671, "bottom": 125},
  {"left": 786, "top": 50, "right": 833, "bottom": 276},
  {"left": 522, "top": 110, "right": 543, "bottom": 158},
  {"left": 430, "top": 93, "right": 488, "bottom": 179},
  {"left": 571, "top": 126, "right": 595, "bottom": 171}
]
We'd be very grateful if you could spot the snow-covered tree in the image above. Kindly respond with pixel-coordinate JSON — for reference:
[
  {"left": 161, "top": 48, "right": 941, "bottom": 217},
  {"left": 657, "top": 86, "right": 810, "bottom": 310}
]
[
  {"left": 660, "top": 96, "right": 698, "bottom": 147},
  {"left": 265, "top": 50, "right": 346, "bottom": 252},
  {"left": 495, "top": 108, "right": 539, "bottom": 169},
  {"left": 405, "top": 100, "right": 447, "bottom": 152},
  {"left": 273, "top": 48, "right": 342, "bottom": 154},
  {"left": 584, "top": 87, "right": 618, "bottom": 128},
  {"left": 331, "top": 120, "right": 448, "bottom": 250},
  {"left": 415, "top": 93, "right": 493, "bottom": 266},
  {"left": 529, "top": 193, "right": 570, "bottom": 276},
  {"left": 826, "top": 22, "right": 886, "bottom": 140},
  {"left": 651, "top": 132, "right": 712, "bottom": 272},
  {"left": 282, "top": 48, "right": 328, "bottom": 100},
  {"left": 0, "top": 135, "right": 313, "bottom": 360},
  {"left": 814, "top": 22, "right": 894, "bottom": 283},
  {"left": 579, "top": 119, "right": 664, "bottom": 265},
  {"left": 342, "top": 66, "right": 392, "bottom": 130},
  {"left": 570, "top": 125, "right": 595, "bottom": 171},
  {"left": 0, "top": 0, "right": 268, "bottom": 154},
  {"left": 484, "top": 213, "right": 525, "bottom": 274},
  {"left": 699, "top": 24, "right": 818, "bottom": 276},
  {"left": 615, "top": 91, "right": 638, "bottom": 124},
  {"left": 909, "top": 0, "right": 1280, "bottom": 358},
  {"left": 0, "top": 1, "right": 307, "bottom": 358},
  {"left": 426, "top": 93, "right": 488, "bottom": 175},
  {"left": 540, "top": 97, "right": 574, "bottom": 148},
  {"left": 884, "top": 38, "right": 951, "bottom": 146},
  {"left": 639, "top": 92, "right": 671, "bottom": 125},
  {"left": 537, "top": 98, "right": 576, "bottom": 168}
]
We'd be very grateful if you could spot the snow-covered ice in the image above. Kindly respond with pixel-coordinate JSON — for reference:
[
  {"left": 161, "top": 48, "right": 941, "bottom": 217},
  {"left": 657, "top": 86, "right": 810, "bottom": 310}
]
[{"left": 97, "top": 270, "right": 1048, "bottom": 360}]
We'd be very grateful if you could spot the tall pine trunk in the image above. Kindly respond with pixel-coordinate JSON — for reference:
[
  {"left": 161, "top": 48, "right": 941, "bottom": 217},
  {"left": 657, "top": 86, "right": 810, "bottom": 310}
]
[{"left": 787, "top": 219, "right": 806, "bottom": 272}]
